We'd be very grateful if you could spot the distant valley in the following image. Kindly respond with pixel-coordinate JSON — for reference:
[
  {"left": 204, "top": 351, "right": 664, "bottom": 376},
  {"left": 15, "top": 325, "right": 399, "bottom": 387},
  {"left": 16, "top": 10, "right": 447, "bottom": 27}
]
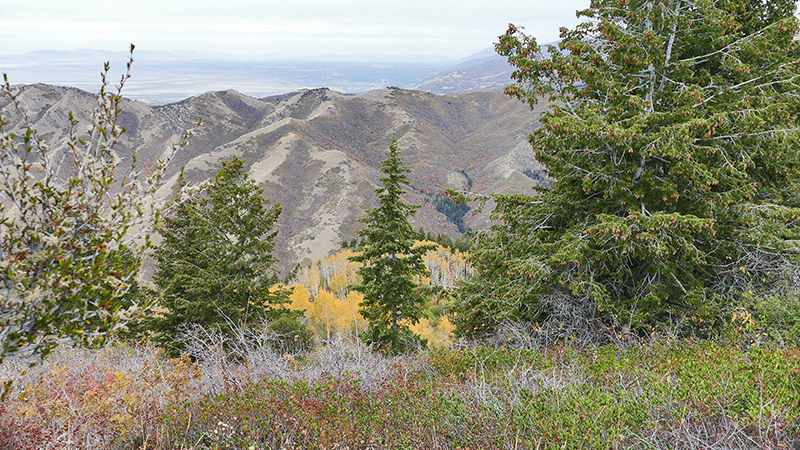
[
  {"left": 0, "top": 49, "right": 516, "bottom": 104},
  {"left": 1, "top": 81, "right": 547, "bottom": 275}
]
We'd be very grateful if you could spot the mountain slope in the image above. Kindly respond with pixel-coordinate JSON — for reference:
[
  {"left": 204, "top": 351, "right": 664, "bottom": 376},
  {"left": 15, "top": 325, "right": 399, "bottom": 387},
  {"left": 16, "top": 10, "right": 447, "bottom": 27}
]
[
  {"left": 1, "top": 84, "right": 547, "bottom": 274},
  {"left": 410, "top": 55, "right": 513, "bottom": 95},
  {"left": 411, "top": 42, "right": 560, "bottom": 95}
]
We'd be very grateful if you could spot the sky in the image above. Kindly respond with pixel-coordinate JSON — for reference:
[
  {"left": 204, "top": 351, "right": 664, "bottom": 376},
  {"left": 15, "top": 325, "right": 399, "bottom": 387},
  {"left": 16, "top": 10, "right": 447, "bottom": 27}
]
[{"left": 0, "top": 0, "right": 589, "bottom": 60}]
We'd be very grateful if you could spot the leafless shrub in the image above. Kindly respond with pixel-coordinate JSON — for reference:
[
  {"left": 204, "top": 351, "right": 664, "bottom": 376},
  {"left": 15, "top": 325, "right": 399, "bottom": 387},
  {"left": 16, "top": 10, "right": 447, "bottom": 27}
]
[
  {"left": 301, "top": 335, "right": 397, "bottom": 388},
  {"left": 628, "top": 404, "right": 797, "bottom": 449},
  {"left": 490, "top": 312, "right": 638, "bottom": 353},
  {"left": 714, "top": 239, "right": 800, "bottom": 299},
  {"left": 177, "top": 322, "right": 268, "bottom": 393},
  {"left": 178, "top": 318, "right": 430, "bottom": 393}
]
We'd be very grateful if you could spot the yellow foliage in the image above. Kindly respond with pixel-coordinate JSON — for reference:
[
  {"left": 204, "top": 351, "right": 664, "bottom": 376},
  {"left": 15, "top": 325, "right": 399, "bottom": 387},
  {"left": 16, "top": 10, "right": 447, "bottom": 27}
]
[
  {"left": 287, "top": 243, "right": 471, "bottom": 345},
  {"left": 409, "top": 316, "right": 455, "bottom": 348},
  {"left": 310, "top": 289, "right": 366, "bottom": 340},
  {"left": 438, "top": 316, "right": 455, "bottom": 335},
  {"left": 315, "top": 289, "right": 338, "bottom": 338},
  {"left": 329, "top": 272, "right": 349, "bottom": 297},
  {"left": 421, "top": 243, "right": 473, "bottom": 288},
  {"left": 342, "top": 291, "right": 368, "bottom": 336},
  {"left": 295, "top": 264, "right": 323, "bottom": 296},
  {"left": 288, "top": 283, "right": 313, "bottom": 313}
]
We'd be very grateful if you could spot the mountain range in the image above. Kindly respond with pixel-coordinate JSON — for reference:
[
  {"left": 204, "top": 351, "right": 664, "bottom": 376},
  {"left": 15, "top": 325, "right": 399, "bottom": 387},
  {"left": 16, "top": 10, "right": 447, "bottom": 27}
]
[
  {"left": 0, "top": 47, "right": 518, "bottom": 104},
  {"left": 1, "top": 82, "right": 548, "bottom": 274}
]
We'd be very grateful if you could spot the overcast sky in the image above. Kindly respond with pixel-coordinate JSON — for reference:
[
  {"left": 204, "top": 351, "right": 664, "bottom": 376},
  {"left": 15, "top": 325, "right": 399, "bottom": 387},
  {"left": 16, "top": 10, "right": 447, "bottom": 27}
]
[{"left": 0, "top": 0, "right": 589, "bottom": 60}]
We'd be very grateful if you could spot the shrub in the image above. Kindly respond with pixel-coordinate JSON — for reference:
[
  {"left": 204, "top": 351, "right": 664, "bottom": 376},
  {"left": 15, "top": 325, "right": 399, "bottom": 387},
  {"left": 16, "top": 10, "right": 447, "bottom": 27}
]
[{"left": 0, "top": 46, "right": 202, "bottom": 364}]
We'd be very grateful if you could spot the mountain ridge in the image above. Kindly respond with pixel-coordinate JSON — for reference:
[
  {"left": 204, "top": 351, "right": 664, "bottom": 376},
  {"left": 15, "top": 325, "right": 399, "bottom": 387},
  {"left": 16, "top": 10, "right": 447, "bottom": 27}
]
[{"left": 1, "top": 83, "right": 548, "bottom": 274}]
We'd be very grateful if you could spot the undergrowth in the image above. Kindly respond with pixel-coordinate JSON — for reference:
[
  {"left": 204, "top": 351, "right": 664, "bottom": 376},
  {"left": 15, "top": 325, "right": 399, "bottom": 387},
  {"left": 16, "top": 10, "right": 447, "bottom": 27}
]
[{"left": 0, "top": 336, "right": 797, "bottom": 449}]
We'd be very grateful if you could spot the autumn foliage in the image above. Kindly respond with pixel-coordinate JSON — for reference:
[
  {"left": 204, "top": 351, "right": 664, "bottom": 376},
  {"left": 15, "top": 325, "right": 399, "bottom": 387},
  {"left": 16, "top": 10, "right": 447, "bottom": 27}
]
[{"left": 285, "top": 243, "right": 470, "bottom": 347}]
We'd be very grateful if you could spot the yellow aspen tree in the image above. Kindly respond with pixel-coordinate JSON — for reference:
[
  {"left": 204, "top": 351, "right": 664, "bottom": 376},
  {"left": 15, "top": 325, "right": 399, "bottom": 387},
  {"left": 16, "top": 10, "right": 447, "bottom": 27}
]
[
  {"left": 288, "top": 284, "right": 314, "bottom": 315},
  {"left": 342, "top": 291, "right": 367, "bottom": 339},
  {"left": 329, "top": 273, "right": 349, "bottom": 298},
  {"left": 314, "top": 289, "right": 339, "bottom": 340}
]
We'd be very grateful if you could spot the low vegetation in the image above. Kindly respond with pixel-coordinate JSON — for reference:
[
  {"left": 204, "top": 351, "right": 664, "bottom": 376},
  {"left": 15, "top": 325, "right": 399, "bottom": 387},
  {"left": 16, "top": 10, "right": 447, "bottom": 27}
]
[{"left": 0, "top": 333, "right": 797, "bottom": 449}]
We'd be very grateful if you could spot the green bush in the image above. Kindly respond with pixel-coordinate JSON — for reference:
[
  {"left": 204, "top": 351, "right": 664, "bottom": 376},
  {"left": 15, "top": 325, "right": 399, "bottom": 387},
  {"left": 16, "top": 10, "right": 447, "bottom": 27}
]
[{"left": 724, "top": 290, "right": 800, "bottom": 349}]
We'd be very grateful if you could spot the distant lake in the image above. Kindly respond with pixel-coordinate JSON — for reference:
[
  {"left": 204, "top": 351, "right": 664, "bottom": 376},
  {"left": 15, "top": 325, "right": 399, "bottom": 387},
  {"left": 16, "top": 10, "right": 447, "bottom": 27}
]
[{"left": 0, "top": 50, "right": 453, "bottom": 104}]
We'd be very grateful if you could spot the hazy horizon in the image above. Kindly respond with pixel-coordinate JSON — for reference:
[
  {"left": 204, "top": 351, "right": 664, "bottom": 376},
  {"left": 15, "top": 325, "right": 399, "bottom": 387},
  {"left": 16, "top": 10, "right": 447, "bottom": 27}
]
[
  {"left": 0, "top": 49, "right": 462, "bottom": 104},
  {"left": 1, "top": 0, "right": 589, "bottom": 103}
]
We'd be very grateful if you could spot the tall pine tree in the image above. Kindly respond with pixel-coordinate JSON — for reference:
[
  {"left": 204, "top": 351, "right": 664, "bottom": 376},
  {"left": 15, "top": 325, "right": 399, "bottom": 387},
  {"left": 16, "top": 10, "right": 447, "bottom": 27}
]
[
  {"left": 455, "top": 0, "right": 800, "bottom": 340},
  {"left": 145, "top": 157, "right": 301, "bottom": 355},
  {"left": 349, "top": 137, "right": 435, "bottom": 353}
]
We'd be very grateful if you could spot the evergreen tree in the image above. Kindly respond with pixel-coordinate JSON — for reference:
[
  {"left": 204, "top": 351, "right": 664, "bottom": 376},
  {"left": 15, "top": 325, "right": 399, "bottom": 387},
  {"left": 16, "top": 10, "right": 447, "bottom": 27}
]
[
  {"left": 145, "top": 157, "right": 302, "bottom": 355},
  {"left": 436, "top": 233, "right": 454, "bottom": 250},
  {"left": 349, "top": 137, "right": 435, "bottom": 353},
  {"left": 455, "top": 0, "right": 800, "bottom": 340}
]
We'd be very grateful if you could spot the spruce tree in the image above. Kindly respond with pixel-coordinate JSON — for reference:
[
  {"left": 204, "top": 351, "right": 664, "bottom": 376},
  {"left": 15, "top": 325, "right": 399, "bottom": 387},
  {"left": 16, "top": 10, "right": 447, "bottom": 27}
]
[
  {"left": 349, "top": 137, "right": 435, "bottom": 353},
  {"left": 145, "top": 157, "right": 301, "bottom": 355},
  {"left": 455, "top": 0, "right": 800, "bottom": 340}
]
